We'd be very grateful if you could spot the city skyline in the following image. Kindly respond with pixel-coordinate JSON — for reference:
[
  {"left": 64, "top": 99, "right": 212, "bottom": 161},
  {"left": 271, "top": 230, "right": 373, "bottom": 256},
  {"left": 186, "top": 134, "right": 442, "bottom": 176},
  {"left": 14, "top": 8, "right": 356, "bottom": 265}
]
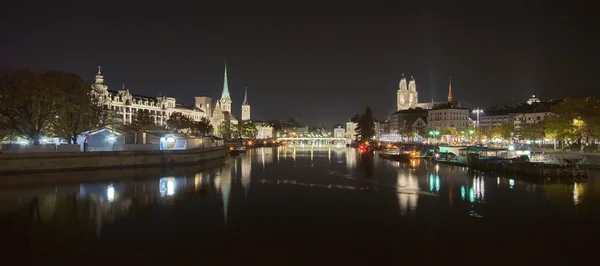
[{"left": 1, "top": 3, "right": 598, "bottom": 125}]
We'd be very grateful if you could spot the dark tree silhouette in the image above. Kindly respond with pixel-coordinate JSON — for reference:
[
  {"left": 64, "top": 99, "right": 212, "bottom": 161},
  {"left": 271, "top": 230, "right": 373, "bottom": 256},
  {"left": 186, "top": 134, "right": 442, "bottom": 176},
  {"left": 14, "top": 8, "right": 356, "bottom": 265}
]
[
  {"left": 191, "top": 117, "right": 213, "bottom": 137},
  {"left": 356, "top": 105, "right": 375, "bottom": 142},
  {"left": 132, "top": 109, "right": 155, "bottom": 132},
  {"left": 166, "top": 112, "right": 191, "bottom": 133},
  {"left": 0, "top": 70, "right": 60, "bottom": 144}
]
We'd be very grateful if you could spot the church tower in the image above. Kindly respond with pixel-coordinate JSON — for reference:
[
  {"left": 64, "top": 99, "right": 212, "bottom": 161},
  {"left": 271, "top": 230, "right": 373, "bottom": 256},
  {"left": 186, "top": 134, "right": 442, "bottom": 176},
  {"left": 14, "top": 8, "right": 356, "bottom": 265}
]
[
  {"left": 447, "top": 77, "right": 453, "bottom": 102},
  {"left": 219, "top": 59, "right": 232, "bottom": 113},
  {"left": 241, "top": 86, "right": 251, "bottom": 121},
  {"left": 397, "top": 74, "right": 408, "bottom": 111},
  {"left": 408, "top": 75, "right": 418, "bottom": 108},
  {"left": 397, "top": 73, "right": 418, "bottom": 111}
]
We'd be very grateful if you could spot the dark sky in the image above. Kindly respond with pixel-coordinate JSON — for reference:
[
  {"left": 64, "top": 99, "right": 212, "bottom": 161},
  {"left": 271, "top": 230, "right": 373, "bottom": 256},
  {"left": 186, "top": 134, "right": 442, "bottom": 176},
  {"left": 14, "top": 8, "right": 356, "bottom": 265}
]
[{"left": 1, "top": 2, "right": 599, "bottom": 126}]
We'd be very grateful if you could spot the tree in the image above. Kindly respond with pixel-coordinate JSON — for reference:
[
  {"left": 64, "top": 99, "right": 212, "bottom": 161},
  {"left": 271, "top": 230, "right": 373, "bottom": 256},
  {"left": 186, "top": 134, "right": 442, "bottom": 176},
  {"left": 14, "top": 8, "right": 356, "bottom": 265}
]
[
  {"left": 239, "top": 122, "right": 258, "bottom": 139},
  {"left": 545, "top": 117, "right": 574, "bottom": 150},
  {"left": 416, "top": 127, "right": 427, "bottom": 138},
  {"left": 551, "top": 97, "right": 600, "bottom": 144},
  {"left": 494, "top": 124, "right": 515, "bottom": 142},
  {"left": 518, "top": 123, "right": 545, "bottom": 144},
  {"left": 355, "top": 106, "right": 375, "bottom": 142},
  {"left": 477, "top": 126, "right": 496, "bottom": 140},
  {"left": 166, "top": 112, "right": 191, "bottom": 133},
  {"left": 440, "top": 127, "right": 459, "bottom": 143},
  {"left": 132, "top": 109, "right": 155, "bottom": 132},
  {"left": 191, "top": 117, "right": 213, "bottom": 137},
  {"left": 218, "top": 114, "right": 234, "bottom": 139},
  {"left": 0, "top": 115, "right": 12, "bottom": 141},
  {"left": 286, "top": 117, "right": 301, "bottom": 127},
  {"left": 0, "top": 70, "right": 60, "bottom": 144},
  {"left": 399, "top": 128, "right": 415, "bottom": 140},
  {"left": 48, "top": 71, "right": 101, "bottom": 144},
  {"left": 592, "top": 125, "right": 600, "bottom": 151},
  {"left": 267, "top": 119, "right": 283, "bottom": 131},
  {"left": 440, "top": 127, "right": 458, "bottom": 136}
]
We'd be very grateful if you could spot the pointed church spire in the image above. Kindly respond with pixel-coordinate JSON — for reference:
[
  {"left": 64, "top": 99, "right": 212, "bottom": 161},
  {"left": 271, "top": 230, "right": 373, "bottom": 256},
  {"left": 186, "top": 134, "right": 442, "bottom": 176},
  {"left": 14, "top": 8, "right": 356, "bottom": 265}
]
[
  {"left": 447, "top": 77, "right": 453, "bottom": 102},
  {"left": 242, "top": 86, "right": 249, "bottom": 105},
  {"left": 221, "top": 58, "right": 231, "bottom": 100}
]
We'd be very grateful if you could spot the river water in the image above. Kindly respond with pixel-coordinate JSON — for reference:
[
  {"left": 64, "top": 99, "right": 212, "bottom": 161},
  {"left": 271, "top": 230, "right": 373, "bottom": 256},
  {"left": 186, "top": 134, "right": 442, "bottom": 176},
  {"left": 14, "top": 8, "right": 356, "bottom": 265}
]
[{"left": 1, "top": 147, "right": 598, "bottom": 264}]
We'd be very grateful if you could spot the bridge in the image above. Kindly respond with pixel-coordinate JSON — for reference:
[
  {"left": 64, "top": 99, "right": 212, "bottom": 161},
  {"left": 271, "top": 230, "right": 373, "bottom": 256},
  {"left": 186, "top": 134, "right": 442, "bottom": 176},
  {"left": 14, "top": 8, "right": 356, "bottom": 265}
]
[{"left": 276, "top": 137, "right": 350, "bottom": 145}]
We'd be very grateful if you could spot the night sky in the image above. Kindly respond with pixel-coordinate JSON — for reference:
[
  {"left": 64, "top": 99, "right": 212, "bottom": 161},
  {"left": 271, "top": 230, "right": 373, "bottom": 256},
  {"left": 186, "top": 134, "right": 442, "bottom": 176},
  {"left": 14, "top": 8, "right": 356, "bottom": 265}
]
[{"left": 1, "top": 2, "right": 599, "bottom": 126}]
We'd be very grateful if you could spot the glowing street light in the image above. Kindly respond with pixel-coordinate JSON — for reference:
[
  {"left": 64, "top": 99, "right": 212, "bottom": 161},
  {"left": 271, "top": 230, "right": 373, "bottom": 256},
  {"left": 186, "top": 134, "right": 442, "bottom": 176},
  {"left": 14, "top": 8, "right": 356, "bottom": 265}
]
[{"left": 472, "top": 108, "right": 484, "bottom": 128}]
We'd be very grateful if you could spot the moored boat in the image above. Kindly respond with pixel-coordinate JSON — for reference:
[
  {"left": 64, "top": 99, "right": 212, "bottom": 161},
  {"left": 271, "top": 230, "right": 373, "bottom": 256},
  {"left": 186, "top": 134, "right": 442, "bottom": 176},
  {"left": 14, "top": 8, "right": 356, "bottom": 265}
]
[
  {"left": 230, "top": 146, "right": 246, "bottom": 156},
  {"left": 379, "top": 149, "right": 411, "bottom": 162}
]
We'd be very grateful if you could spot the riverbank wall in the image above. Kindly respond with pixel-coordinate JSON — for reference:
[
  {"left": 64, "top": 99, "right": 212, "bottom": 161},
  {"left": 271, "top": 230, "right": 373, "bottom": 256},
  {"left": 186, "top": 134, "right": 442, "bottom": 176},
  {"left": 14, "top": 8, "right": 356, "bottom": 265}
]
[
  {"left": 0, "top": 147, "right": 227, "bottom": 175},
  {"left": 0, "top": 158, "right": 227, "bottom": 188}
]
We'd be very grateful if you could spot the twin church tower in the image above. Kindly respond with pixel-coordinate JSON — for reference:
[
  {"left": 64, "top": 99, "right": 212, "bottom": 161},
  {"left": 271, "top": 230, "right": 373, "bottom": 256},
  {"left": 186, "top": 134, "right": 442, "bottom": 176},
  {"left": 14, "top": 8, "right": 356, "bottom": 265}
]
[{"left": 396, "top": 73, "right": 455, "bottom": 111}]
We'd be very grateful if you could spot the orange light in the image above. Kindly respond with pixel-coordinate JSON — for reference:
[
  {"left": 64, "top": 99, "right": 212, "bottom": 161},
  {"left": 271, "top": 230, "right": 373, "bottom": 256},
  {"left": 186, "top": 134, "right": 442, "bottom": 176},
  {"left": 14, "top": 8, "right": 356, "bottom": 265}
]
[
  {"left": 263, "top": 141, "right": 267, "bottom": 145},
  {"left": 229, "top": 147, "right": 234, "bottom": 151}
]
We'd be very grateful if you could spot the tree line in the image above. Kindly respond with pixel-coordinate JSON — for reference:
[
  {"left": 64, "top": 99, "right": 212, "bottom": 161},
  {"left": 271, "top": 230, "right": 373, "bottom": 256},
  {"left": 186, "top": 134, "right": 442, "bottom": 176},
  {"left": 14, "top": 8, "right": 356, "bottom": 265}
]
[
  {"left": 0, "top": 70, "right": 108, "bottom": 144},
  {"left": 217, "top": 113, "right": 258, "bottom": 139},
  {"left": 427, "top": 97, "right": 600, "bottom": 150}
]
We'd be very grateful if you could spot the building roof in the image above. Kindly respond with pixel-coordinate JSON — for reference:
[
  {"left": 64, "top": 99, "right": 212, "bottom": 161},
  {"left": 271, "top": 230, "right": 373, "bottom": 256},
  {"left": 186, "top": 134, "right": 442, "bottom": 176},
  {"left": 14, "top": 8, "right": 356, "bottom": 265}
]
[
  {"left": 391, "top": 108, "right": 428, "bottom": 116},
  {"left": 242, "top": 86, "right": 249, "bottom": 105},
  {"left": 221, "top": 59, "right": 231, "bottom": 100},
  {"left": 175, "top": 104, "right": 204, "bottom": 113}
]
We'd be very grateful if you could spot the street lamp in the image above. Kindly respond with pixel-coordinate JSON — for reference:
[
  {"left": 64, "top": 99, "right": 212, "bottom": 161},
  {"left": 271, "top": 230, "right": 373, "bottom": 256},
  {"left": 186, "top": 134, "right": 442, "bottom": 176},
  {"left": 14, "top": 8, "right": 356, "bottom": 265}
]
[
  {"left": 472, "top": 108, "right": 484, "bottom": 128},
  {"left": 472, "top": 108, "right": 484, "bottom": 145}
]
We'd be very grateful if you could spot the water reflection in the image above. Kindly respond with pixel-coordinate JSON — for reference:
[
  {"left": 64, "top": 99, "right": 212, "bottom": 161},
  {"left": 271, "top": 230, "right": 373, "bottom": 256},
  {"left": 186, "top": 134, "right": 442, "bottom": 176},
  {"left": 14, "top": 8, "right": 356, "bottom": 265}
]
[
  {"left": 241, "top": 151, "right": 251, "bottom": 193},
  {"left": 396, "top": 169, "right": 419, "bottom": 216},
  {"left": 345, "top": 148, "right": 357, "bottom": 169},
  {"left": 0, "top": 147, "right": 596, "bottom": 255}
]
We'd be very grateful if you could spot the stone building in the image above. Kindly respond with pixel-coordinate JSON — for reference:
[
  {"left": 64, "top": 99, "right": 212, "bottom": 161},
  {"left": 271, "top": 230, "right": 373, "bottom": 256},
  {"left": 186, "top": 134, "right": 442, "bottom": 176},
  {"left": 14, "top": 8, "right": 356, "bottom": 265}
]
[
  {"left": 90, "top": 66, "right": 206, "bottom": 127},
  {"left": 427, "top": 108, "right": 471, "bottom": 131}
]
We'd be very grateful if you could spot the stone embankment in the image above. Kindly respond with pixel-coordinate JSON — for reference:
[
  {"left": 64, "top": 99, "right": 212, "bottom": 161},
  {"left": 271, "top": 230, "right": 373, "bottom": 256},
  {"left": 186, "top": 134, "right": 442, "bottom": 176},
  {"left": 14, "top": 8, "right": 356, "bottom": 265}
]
[{"left": 0, "top": 147, "right": 227, "bottom": 175}]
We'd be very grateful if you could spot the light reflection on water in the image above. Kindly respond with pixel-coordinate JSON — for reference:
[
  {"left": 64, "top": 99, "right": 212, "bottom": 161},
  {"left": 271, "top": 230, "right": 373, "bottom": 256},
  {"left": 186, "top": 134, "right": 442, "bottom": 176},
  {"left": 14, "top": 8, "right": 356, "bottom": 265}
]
[{"left": 0, "top": 147, "right": 598, "bottom": 256}]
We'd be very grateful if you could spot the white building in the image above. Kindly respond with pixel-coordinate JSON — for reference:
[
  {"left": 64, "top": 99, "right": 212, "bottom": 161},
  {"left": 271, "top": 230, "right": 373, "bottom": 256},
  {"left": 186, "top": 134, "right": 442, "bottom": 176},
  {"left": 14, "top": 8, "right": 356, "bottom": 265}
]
[
  {"left": 527, "top": 95, "right": 541, "bottom": 105},
  {"left": 346, "top": 121, "right": 358, "bottom": 141},
  {"left": 514, "top": 112, "right": 555, "bottom": 128},
  {"left": 333, "top": 126, "right": 345, "bottom": 138},
  {"left": 427, "top": 108, "right": 471, "bottom": 131},
  {"left": 91, "top": 60, "right": 251, "bottom": 137},
  {"left": 90, "top": 66, "right": 206, "bottom": 127},
  {"left": 253, "top": 121, "right": 274, "bottom": 139}
]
